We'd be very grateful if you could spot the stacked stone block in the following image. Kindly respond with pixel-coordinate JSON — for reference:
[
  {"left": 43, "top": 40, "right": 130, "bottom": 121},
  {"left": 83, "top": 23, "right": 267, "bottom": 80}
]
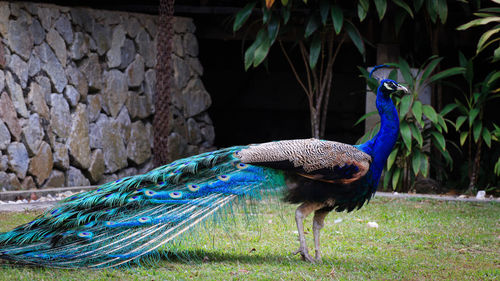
[{"left": 0, "top": 2, "right": 214, "bottom": 190}]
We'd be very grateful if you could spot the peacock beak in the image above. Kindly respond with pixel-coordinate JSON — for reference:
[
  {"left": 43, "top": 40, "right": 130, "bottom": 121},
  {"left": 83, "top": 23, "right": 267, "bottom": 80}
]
[{"left": 396, "top": 84, "right": 409, "bottom": 94}]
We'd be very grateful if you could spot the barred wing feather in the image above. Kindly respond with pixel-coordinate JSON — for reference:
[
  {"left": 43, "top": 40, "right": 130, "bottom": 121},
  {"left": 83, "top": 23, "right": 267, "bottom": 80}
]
[{"left": 237, "top": 139, "right": 372, "bottom": 184}]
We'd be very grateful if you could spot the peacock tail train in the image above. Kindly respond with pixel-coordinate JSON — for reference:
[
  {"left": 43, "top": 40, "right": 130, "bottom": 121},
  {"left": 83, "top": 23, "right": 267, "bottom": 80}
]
[{"left": 0, "top": 146, "right": 287, "bottom": 268}]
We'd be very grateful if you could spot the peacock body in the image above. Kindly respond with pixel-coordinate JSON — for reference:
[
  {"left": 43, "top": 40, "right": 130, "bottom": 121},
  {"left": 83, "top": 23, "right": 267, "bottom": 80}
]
[{"left": 0, "top": 66, "right": 407, "bottom": 267}]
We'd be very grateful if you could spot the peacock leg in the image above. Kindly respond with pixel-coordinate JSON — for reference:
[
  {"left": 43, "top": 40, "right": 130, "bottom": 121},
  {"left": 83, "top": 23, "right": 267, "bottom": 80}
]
[
  {"left": 312, "top": 209, "right": 329, "bottom": 261},
  {"left": 293, "top": 202, "right": 324, "bottom": 262}
]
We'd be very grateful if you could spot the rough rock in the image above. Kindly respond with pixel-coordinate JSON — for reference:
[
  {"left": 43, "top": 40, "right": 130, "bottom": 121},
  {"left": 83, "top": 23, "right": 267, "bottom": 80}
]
[
  {"left": 120, "top": 39, "right": 135, "bottom": 69},
  {"left": 187, "top": 118, "right": 202, "bottom": 144},
  {"left": 181, "top": 79, "right": 212, "bottom": 117},
  {"left": 173, "top": 17, "right": 195, "bottom": 33},
  {"left": 46, "top": 28, "right": 67, "bottom": 67},
  {"left": 66, "top": 104, "right": 91, "bottom": 169},
  {"left": 66, "top": 166, "right": 90, "bottom": 187},
  {"left": 28, "top": 141, "right": 53, "bottom": 185},
  {"left": 5, "top": 71, "right": 29, "bottom": 118},
  {"left": 87, "top": 149, "right": 104, "bottom": 183},
  {"left": 87, "top": 94, "right": 101, "bottom": 122},
  {"left": 0, "top": 92, "right": 22, "bottom": 140},
  {"left": 0, "top": 154, "right": 7, "bottom": 171},
  {"left": 89, "top": 114, "right": 106, "bottom": 149},
  {"left": 8, "top": 54, "right": 29, "bottom": 88},
  {"left": 64, "top": 85, "right": 80, "bottom": 107},
  {"left": 144, "top": 69, "right": 156, "bottom": 112},
  {"left": 54, "top": 14, "right": 73, "bottom": 44},
  {"left": 98, "top": 174, "right": 118, "bottom": 185},
  {"left": 0, "top": 120, "right": 10, "bottom": 150},
  {"left": 79, "top": 53, "right": 102, "bottom": 90},
  {"left": 140, "top": 17, "right": 157, "bottom": 38},
  {"left": 70, "top": 8, "right": 94, "bottom": 33},
  {"left": 115, "top": 107, "right": 131, "bottom": 144},
  {"left": 183, "top": 32, "right": 199, "bottom": 57},
  {"left": 21, "top": 176, "right": 36, "bottom": 189},
  {"left": 22, "top": 113, "right": 44, "bottom": 156},
  {"left": 126, "top": 54, "right": 145, "bottom": 87},
  {"left": 201, "top": 125, "right": 215, "bottom": 144},
  {"left": 36, "top": 43, "right": 68, "bottom": 92},
  {"left": 70, "top": 32, "right": 89, "bottom": 60},
  {"left": 7, "top": 142, "right": 29, "bottom": 178},
  {"left": 125, "top": 17, "right": 141, "bottom": 38},
  {"left": 92, "top": 23, "right": 111, "bottom": 55},
  {"left": 173, "top": 35, "right": 184, "bottom": 57},
  {"left": 168, "top": 107, "right": 187, "bottom": 137},
  {"left": 8, "top": 19, "right": 34, "bottom": 60},
  {"left": 43, "top": 170, "right": 65, "bottom": 188},
  {"left": 30, "top": 18, "right": 45, "bottom": 45},
  {"left": 167, "top": 132, "right": 187, "bottom": 161},
  {"left": 0, "top": 70, "right": 4, "bottom": 93},
  {"left": 136, "top": 29, "right": 155, "bottom": 68},
  {"left": 28, "top": 53, "right": 41, "bottom": 77},
  {"left": 107, "top": 24, "right": 126, "bottom": 68},
  {"left": 50, "top": 93, "right": 71, "bottom": 138},
  {"left": 53, "top": 142, "right": 69, "bottom": 170},
  {"left": 36, "top": 76, "right": 51, "bottom": 103},
  {"left": 145, "top": 122, "right": 153, "bottom": 148},
  {"left": 65, "top": 65, "right": 88, "bottom": 100},
  {"left": 117, "top": 167, "right": 138, "bottom": 179},
  {"left": 0, "top": 171, "right": 21, "bottom": 191},
  {"left": 102, "top": 70, "right": 128, "bottom": 117},
  {"left": 89, "top": 114, "right": 127, "bottom": 173},
  {"left": 102, "top": 120, "right": 127, "bottom": 173},
  {"left": 126, "top": 93, "right": 152, "bottom": 119},
  {"left": 28, "top": 81, "right": 50, "bottom": 119},
  {"left": 172, "top": 55, "right": 190, "bottom": 90},
  {"left": 0, "top": 2, "right": 9, "bottom": 37},
  {"left": 188, "top": 57, "right": 204, "bottom": 76},
  {"left": 37, "top": 6, "right": 58, "bottom": 30},
  {"left": 127, "top": 121, "right": 151, "bottom": 165}
]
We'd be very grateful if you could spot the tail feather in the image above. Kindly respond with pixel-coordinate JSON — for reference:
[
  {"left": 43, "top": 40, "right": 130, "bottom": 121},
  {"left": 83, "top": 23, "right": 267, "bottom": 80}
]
[{"left": 0, "top": 146, "right": 286, "bottom": 268}]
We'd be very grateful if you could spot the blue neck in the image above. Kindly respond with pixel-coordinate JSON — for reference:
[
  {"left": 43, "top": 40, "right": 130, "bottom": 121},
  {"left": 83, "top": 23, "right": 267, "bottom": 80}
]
[{"left": 356, "top": 90, "right": 400, "bottom": 184}]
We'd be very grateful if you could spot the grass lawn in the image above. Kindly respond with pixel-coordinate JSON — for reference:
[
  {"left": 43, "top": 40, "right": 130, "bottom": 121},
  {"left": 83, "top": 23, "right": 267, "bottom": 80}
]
[{"left": 0, "top": 197, "right": 498, "bottom": 280}]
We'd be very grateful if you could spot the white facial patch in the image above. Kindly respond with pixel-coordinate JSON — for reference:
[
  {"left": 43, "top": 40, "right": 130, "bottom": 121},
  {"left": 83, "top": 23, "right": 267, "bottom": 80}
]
[{"left": 383, "top": 82, "right": 391, "bottom": 90}]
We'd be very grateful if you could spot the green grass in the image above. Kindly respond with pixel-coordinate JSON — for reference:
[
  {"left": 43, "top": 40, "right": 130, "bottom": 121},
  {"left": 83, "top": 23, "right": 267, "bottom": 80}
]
[{"left": 0, "top": 197, "right": 498, "bottom": 280}]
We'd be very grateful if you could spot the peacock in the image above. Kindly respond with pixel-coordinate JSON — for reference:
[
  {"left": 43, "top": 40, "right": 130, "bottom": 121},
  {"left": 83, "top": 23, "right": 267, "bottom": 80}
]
[{"left": 0, "top": 65, "right": 407, "bottom": 268}]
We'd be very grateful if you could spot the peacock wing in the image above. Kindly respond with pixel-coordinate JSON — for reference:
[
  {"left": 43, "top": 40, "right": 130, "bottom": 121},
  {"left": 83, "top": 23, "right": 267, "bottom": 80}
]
[
  {"left": 0, "top": 146, "right": 286, "bottom": 268},
  {"left": 236, "top": 138, "right": 372, "bottom": 184}
]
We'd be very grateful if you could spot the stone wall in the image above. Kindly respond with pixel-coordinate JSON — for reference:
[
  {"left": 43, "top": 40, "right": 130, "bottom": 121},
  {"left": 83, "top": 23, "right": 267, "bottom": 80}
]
[{"left": 0, "top": 2, "right": 214, "bottom": 190}]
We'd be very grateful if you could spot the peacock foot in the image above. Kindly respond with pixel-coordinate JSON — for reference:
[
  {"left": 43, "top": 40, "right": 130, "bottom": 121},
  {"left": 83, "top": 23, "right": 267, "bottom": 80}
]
[{"left": 293, "top": 248, "right": 315, "bottom": 263}]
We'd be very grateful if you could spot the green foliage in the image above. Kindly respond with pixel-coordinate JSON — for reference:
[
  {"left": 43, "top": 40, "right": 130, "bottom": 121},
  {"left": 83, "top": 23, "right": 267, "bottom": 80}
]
[
  {"left": 452, "top": 52, "right": 500, "bottom": 187},
  {"left": 358, "top": 57, "right": 464, "bottom": 191},
  {"left": 493, "top": 124, "right": 500, "bottom": 176},
  {"left": 233, "top": 0, "right": 417, "bottom": 70},
  {"left": 457, "top": 2, "right": 500, "bottom": 62}
]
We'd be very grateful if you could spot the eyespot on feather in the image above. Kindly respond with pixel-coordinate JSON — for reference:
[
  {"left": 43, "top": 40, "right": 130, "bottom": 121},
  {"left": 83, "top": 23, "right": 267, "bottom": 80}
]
[
  {"left": 128, "top": 195, "right": 140, "bottom": 202},
  {"left": 187, "top": 184, "right": 200, "bottom": 192},
  {"left": 236, "top": 163, "right": 249, "bottom": 170},
  {"left": 217, "top": 174, "right": 230, "bottom": 181},
  {"left": 144, "top": 190, "right": 156, "bottom": 197},
  {"left": 77, "top": 231, "right": 93, "bottom": 239},
  {"left": 137, "top": 217, "right": 152, "bottom": 223},
  {"left": 169, "top": 191, "right": 182, "bottom": 199}
]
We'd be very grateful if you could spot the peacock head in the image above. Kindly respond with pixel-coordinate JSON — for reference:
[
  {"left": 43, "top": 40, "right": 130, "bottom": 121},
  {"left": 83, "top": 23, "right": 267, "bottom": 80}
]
[
  {"left": 369, "top": 65, "right": 409, "bottom": 98},
  {"left": 378, "top": 79, "right": 409, "bottom": 97}
]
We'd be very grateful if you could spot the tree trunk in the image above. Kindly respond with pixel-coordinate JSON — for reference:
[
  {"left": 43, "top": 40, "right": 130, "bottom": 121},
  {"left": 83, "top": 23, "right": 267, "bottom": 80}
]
[{"left": 468, "top": 139, "right": 483, "bottom": 193}]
